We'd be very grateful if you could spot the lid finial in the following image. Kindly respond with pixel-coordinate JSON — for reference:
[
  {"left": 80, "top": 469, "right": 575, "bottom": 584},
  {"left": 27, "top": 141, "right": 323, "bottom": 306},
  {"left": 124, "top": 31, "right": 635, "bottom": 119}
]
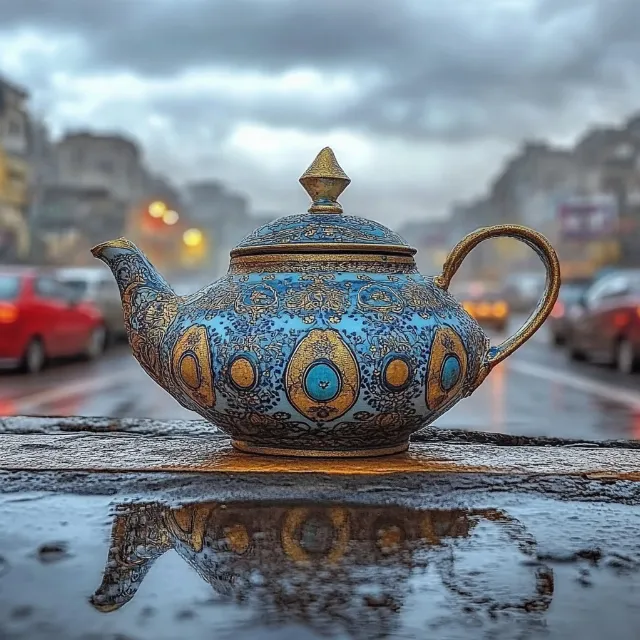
[{"left": 299, "top": 147, "right": 350, "bottom": 214}]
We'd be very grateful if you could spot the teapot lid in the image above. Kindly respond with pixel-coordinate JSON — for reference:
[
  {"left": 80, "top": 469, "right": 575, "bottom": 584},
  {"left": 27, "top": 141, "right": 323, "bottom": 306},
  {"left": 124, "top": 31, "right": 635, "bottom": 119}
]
[{"left": 231, "top": 148, "right": 416, "bottom": 258}]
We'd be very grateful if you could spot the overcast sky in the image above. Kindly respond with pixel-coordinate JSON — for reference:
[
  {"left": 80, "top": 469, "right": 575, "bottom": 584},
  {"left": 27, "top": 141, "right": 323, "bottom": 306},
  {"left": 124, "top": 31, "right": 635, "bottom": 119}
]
[{"left": 1, "top": 0, "right": 640, "bottom": 223}]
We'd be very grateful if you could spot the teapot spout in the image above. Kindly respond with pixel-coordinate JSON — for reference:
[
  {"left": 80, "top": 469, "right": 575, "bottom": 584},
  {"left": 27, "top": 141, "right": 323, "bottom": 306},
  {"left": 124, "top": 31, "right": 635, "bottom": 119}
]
[
  {"left": 91, "top": 237, "right": 180, "bottom": 383},
  {"left": 91, "top": 237, "right": 175, "bottom": 299},
  {"left": 91, "top": 506, "right": 172, "bottom": 612}
]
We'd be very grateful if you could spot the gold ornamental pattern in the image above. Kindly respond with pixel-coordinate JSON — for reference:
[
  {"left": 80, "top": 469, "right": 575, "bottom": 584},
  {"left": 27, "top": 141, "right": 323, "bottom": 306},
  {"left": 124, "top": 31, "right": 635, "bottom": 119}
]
[
  {"left": 285, "top": 275, "right": 349, "bottom": 314},
  {"left": 187, "top": 274, "right": 444, "bottom": 323},
  {"left": 122, "top": 280, "right": 179, "bottom": 385}
]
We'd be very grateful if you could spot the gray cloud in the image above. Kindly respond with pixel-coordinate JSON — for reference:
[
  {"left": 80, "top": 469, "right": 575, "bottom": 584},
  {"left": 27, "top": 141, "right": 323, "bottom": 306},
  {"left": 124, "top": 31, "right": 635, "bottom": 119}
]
[
  {"left": 4, "top": 0, "right": 640, "bottom": 141},
  {"left": 2, "top": 0, "right": 640, "bottom": 219}
]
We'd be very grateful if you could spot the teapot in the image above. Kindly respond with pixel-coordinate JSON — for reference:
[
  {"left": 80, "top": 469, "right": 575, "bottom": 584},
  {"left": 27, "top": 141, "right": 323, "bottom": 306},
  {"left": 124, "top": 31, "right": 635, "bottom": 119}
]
[{"left": 92, "top": 148, "right": 560, "bottom": 457}]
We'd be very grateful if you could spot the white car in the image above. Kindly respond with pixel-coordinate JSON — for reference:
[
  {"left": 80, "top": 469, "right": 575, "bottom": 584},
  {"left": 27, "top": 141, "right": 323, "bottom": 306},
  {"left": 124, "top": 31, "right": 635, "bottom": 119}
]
[
  {"left": 57, "top": 267, "right": 126, "bottom": 345},
  {"left": 504, "top": 272, "right": 546, "bottom": 312}
]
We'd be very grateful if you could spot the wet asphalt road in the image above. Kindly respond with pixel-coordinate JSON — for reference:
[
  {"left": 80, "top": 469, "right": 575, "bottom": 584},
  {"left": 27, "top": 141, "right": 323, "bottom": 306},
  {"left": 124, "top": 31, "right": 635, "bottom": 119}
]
[{"left": 2, "top": 316, "right": 640, "bottom": 441}]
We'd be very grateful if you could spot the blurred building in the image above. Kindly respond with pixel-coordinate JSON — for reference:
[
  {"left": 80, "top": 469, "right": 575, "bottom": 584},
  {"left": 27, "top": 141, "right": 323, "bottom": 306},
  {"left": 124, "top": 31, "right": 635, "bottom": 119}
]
[
  {"left": 123, "top": 174, "right": 190, "bottom": 273},
  {"left": 36, "top": 185, "right": 126, "bottom": 265},
  {"left": 447, "top": 199, "right": 498, "bottom": 279},
  {"left": 0, "top": 77, "right": 30, "bottom": 262},
  {"left": 25, "top": 119, "right": 59, "bottom": 261},
  {"left": 184, "top": 180, "right": 253, "bottom": 277},
  {"left": 33, "top": 132, "right": 150, "bottom": 263},
  {"left": 573, "top": 119, "right": 640, "bottom": 267},
  {"left": 397, "top": 217, "right": 451, "bottom": 275},
  {"left": 28, "top": 119, "right": 57, "bottom": 187},
  {"left": 55, "top": 132, "right": 147, "bottom": 203},
  {"left": 448, "top": 132, "right": 638, "bottom": 279},
  {"left": 488, "top": 141, "right": 576, "bottom": 230},
  {"left": 143, "top": 173, "right": 182, "bottom": 210}
]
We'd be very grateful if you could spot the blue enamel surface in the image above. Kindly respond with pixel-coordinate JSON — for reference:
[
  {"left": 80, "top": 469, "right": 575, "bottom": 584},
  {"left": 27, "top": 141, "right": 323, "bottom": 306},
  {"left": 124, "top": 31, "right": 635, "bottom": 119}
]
[
  {"left": 164, "top": 271, "right": 488, "bottom": 449},
  {"left": 304, "top": 361, "right": 341, "bottom": 402},
  {"left": 441, "top": 355, "right": 461, "bottom": 391},
  {"left": 236, "top": 213, "right": 411, "bottom": 249}
]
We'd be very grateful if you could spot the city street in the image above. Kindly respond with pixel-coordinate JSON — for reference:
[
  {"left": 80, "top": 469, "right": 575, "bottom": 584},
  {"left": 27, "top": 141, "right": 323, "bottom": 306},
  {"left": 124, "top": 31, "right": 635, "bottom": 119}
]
[{"left": 1, "top": 317, "right": 640, "bottom": 441}]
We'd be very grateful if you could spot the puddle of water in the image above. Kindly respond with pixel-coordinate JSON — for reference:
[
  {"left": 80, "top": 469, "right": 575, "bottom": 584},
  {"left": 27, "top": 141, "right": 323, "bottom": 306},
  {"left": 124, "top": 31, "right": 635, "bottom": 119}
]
[{"left": 0, "top": 494, "right": 639, "bottom": 639}]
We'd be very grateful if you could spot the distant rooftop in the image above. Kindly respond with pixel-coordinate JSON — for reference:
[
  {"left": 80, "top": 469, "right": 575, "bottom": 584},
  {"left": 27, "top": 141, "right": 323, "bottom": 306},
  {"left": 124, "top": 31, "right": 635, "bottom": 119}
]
[
  {"left": 59, "top": 131, "right": 140, "bottom": 157},
  {"left": 0, "top": 76, "right": 28, "bottom": 98}
]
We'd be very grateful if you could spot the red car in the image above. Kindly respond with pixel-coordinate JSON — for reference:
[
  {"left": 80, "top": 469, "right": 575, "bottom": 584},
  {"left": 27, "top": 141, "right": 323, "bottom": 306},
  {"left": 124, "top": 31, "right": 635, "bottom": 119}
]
[
  {"left": 0, "top": 267, "right": 107, "bottom": 374},
  {"left": 567, "top": 269, "right": 640, "bottom": 374}
]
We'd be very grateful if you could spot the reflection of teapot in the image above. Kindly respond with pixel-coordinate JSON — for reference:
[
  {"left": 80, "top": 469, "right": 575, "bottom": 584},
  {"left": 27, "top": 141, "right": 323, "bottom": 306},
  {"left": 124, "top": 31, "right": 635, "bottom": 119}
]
[
  {"left": 92, "top": 501, "right": 553, "bottom": 637},
  {"left": 92, "top": 148, "right": 560, "bottom": 457}
]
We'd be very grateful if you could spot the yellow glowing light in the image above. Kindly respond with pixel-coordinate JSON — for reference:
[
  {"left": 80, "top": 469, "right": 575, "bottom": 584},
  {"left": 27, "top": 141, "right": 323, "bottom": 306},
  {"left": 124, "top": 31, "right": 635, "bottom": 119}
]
[
  {"left": 148, "top": 201, "right": 167, "bottom": 218},
  {"left": 163, "top": 210, "right": 179, "bottom": 225},
  {"left": 476, "top": 303, "right": 491, "bottom": 317},
  {"left": 492, "top": 301, "right": 508, "bottom": 318},
  {"left": 183, "top": 228, "right": 203, "bottom": 247}
]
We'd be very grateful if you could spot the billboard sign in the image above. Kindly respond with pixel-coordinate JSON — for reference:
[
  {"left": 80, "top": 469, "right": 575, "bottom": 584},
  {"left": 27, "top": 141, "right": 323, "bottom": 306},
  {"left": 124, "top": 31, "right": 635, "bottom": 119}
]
[{"left": 557, "top": 195, "right": 618, "bottom": 240}]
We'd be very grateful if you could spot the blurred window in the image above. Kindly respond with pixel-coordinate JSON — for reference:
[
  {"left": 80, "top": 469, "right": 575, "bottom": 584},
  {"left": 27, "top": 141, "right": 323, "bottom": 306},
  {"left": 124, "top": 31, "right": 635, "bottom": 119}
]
[
  {"left": 630, "top": 277, "right": 640, "bottom": 292},
  {"left": 586, "top": 273, "right": 636, "bottom": 307},
  {"left": 35, "top": 277, "right": 70, "bottom": 302},
  {"left": 559, "top": 283, "right": 590, "bottom": 303},
  {"left": 0, "top": 275, "right": 20, "bottom": 300},
  {"left": 585, "top": 276, "right": 615, "bottom": 307},
  {"left": 97, "top": 159, "right": 114, "bottom": 174},
  {"left": 600, "top": 275, "right": 631, "bottom": 299},
  {"left": 71, "top": 148, "right": 84, "bottom": 168},
  {"left": 62, "top": 279, "right": 89, "bottom": 299},
  {"left": 97, "top": 279, "right": 116, "bottom": 297}
]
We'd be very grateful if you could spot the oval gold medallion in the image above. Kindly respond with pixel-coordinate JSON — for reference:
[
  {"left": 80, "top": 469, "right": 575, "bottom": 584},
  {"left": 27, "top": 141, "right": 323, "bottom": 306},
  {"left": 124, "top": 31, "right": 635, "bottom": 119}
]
[
  {"left": 285, "top": 329, "right": 359, "bottom": 422},
  {"left": 426, "top": 326, "right": 467, "bottom": 411},
  {"left": 229, "top": 356, "right": 257, "bottom": 391},
  {"left": 281, "top": 508, "right": 350, "bottom": 564},
  {"left": 224, "top": 523, "right": 250, "bottom": 554},
  {"left": 383, "top": 356, "right": 410, "bottom": 391},
  {"left": 179, "top": 353, "right": 201, "bottom": 389},
  {"left": 171, "top": 324, "right": 216, "bottom": 407}
]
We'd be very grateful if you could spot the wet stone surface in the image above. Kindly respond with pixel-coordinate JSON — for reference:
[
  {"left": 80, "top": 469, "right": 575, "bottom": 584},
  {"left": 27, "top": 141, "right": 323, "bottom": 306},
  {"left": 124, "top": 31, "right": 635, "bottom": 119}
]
[
  {"left": 0, "top": 478, "right": 639, "bottom": 639},
  {"left": 1, "top": 418, "right": 640, "bottom": 639}
]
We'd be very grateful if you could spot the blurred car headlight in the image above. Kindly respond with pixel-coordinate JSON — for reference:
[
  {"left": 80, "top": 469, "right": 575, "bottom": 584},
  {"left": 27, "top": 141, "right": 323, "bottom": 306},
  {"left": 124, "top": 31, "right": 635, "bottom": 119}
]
[
  {"left": 0, "top": 303, "right": 18, "bottom": 323},
  {"left": 476, "top": 302, "right": 492, "bottom": 317},
  {"left": 492, "top": 301, "right": 508, "bottom": 318}
]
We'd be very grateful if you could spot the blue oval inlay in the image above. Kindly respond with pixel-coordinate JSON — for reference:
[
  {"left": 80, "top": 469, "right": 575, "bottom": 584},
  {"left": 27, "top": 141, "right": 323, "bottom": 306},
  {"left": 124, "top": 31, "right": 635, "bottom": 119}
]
[
  {"left": 304, "top": 361, "right": 341, "bottom": 402},
  {"left": 440, "top": 355, "right": 461, "bottom": 392}
]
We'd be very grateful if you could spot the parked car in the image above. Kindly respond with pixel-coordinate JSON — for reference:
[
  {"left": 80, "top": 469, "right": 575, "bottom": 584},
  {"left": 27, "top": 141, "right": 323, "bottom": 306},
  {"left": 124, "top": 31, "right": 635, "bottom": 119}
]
[
  {"left": 503, "top": 272, "right": 546, "bottom": 313},
  {"left": 0, "top": 267, "right": 106, "bottom": 374},
  {"left": 566, "top": 269, "right": 640, "bottom": 373},
  {"left": 57, "top": 266, "right": 125, "bottom": 345},
  {"left": 450, "top": 281, "right": 510, "bottom": 332},
  {"left": 548, "top": 278, "right": 593, "bottom": 345}
]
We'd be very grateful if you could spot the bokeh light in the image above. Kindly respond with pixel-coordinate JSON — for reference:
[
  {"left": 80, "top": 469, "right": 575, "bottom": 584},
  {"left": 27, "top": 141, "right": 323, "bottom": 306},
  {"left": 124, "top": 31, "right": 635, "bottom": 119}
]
[
  {"left": 183, "top": 228, "right": 203, "bottom": 247},
  {"left": 148, "top": 201, "right": 167, "bottom": 218},
  {"left": 163, "top": 209, "right": 179, "bottom": 225}
]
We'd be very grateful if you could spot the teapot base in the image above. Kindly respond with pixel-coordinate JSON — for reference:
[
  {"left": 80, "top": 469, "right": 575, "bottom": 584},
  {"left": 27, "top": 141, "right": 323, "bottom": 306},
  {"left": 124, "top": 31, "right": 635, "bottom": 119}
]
[{"left": 231, "top": 440, "right": 409, "bottom": 458}]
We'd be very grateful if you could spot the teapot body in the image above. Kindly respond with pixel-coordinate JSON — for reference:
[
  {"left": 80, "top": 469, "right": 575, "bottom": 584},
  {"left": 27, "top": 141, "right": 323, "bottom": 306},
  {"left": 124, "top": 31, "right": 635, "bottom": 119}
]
[{"left": 163, "top": 269, "right": 489, "bottom": 455}]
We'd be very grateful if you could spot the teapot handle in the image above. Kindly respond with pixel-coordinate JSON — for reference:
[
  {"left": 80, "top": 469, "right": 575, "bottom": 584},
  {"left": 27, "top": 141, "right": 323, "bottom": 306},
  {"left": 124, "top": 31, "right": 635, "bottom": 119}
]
[{"left": 434, "top": 224, "right": 560, "bottom": 376}]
